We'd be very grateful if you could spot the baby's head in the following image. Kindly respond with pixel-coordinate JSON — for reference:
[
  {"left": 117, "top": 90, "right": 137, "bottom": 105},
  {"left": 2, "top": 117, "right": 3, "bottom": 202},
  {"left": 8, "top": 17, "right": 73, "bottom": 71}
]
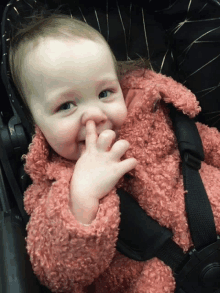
[
  {"left": 9, "top": 8, "right": 150, "bottom": 162},
  {"left": 26, "top": 37, "right": 128, "bottom": 162}
]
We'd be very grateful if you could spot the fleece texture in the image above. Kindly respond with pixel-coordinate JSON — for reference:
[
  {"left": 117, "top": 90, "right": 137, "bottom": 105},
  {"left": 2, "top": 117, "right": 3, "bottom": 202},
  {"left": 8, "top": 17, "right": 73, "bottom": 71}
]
[{"left": 22, "top": 68, "right": 220, "bottom": 293}]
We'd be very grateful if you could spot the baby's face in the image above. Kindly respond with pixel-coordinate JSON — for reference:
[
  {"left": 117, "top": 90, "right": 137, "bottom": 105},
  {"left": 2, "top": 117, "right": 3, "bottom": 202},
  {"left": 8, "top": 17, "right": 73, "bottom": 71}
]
[{"left": 22, "top": 38, "right": 127, "bottom": 162}]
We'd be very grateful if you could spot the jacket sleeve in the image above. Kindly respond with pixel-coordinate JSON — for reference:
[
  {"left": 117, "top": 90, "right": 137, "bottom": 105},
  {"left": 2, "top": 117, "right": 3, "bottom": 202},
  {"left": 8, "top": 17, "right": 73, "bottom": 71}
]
[
  {"left": 196, "top": 121, "right": 220, "bottom": 169},
  {"left": 24, "top": 169, "right": 121, "bottom": 293}
]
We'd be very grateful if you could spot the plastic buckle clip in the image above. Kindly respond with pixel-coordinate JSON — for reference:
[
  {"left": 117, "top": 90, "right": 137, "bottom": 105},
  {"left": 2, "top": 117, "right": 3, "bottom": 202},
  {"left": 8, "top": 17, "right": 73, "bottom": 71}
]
[
  {"left": 175, "top": 238, "right": 220, "bottom": 293},
  {"left": 184, "top": 152, "right": 201, "bottom": 170}
]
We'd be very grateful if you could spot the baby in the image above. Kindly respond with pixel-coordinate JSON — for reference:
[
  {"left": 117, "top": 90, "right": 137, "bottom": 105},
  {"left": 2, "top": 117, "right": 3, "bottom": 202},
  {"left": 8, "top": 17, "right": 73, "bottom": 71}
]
[
  {"left": 21, "top": 36, "right": 138, "bottom": 225},
  {"left": 12, "top": 9, "right": 220, "bottom": 293}
]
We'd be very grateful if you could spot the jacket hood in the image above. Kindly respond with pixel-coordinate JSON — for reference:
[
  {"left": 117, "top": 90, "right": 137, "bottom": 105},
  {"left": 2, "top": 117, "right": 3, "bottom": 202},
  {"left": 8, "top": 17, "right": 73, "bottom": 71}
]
[
  {"left": 120, "top": 69, "right": 201, "bottom": 117},
  {"left": 22, "top": 126, "right": 74, "bottom": 184}
]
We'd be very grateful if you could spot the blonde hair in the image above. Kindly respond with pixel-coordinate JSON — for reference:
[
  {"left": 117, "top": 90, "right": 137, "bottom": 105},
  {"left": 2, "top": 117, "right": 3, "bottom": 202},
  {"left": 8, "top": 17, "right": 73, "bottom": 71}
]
[{"left": 8, "top": 5, "right": 152, "bottom": 127}]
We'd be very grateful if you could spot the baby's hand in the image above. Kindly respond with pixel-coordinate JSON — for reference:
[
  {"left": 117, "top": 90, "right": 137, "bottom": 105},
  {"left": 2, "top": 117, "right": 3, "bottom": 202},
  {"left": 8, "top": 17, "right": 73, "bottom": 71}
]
[{"left": 70, "top": 120, "right": 138, "bottom": 204}]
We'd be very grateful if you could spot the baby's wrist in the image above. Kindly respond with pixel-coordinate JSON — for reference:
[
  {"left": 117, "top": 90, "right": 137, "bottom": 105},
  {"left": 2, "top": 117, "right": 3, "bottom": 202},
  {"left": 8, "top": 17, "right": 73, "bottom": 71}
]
[{"left": 70, "top": 195, "right": 99, "bottom": 225}]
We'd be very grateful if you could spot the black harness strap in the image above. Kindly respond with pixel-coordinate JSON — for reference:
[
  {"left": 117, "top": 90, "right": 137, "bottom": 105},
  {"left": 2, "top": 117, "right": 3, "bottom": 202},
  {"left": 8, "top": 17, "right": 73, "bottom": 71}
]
[{"left": 168, "top": 104, "right": 217, "bottom": 250}]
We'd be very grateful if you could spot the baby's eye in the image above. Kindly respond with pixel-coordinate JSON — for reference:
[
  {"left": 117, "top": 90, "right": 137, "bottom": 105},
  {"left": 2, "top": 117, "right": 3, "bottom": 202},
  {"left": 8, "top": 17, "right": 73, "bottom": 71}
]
[
  {"left": 58, "top": 101, "right": 75, "bottom": 112},
  {"left": 57, "top": 89, "right": 115, "bottom": 112},
  {"left": 99, "top": 89, "right": 114, "bottom": 99}
]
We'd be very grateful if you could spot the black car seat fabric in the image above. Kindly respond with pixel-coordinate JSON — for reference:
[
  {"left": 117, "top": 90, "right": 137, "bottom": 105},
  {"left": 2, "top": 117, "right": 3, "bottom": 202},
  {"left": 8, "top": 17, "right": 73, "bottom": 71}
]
[
  {"left": 52, "top": 0, "right": 220, "bottom": 130},
  {"left": 1, "top": 0, "right": 220, "bottom": 132},
  {"left": 1, "top": 0, "right": 220, "bottom": 292}
]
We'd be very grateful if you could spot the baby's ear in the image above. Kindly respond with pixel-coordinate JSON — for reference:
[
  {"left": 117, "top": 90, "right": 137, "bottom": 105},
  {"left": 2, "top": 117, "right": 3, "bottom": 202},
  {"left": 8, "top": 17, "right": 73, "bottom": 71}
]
[{"left": 153, "top": 72, "right": 201, "bottom": 118}]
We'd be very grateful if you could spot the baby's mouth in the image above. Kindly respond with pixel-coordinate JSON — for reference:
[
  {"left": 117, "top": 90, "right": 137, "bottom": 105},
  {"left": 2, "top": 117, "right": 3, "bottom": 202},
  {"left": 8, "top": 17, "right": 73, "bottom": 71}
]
[{"left": 78, "top": 141, "right": 86, "bottom": 156}]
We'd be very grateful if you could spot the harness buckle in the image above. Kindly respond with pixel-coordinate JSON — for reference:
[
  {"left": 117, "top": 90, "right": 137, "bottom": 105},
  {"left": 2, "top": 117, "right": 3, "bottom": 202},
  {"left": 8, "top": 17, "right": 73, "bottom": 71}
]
[{"left": 175, "top": 238, "right": 220, "bottom": 292}]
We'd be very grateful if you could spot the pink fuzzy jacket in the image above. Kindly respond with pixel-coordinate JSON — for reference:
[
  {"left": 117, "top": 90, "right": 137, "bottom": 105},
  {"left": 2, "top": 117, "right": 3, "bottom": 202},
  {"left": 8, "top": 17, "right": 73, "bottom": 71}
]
[{"left": 22, "top": 68, "right": 220, "bottom": 293}]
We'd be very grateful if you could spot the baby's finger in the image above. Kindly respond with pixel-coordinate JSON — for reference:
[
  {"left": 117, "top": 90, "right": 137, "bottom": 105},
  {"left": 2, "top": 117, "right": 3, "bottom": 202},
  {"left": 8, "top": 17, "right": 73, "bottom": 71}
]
[
  {"left": 97, "top": 130, "right": 116, "bottom": 151},
  {"left": 118, "top": 157, "right": 138, "bottom": 176},
  {"left": 108, "top": 139, "right": 131, "bottom": 160},
  {"left": 85, "top": 120, "right": 98, "bottom": 148}
]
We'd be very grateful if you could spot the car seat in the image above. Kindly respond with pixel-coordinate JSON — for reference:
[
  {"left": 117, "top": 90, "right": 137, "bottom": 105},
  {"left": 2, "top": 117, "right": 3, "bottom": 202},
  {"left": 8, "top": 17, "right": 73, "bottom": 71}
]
[{"left": 1, "top": 0, "right": 220, "bottom": 292}]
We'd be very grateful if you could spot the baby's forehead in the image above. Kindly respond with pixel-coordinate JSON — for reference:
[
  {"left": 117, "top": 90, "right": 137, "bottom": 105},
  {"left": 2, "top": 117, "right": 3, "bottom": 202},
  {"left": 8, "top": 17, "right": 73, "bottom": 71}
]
[
  {"left": 27, "top": 39, "right": 113, "bottom": 73},
  {"left": 21, "top": 37, "right": 118, "bottom": 98},
  {"left": 36, "top": 36, "right": 109, "bottom": 53}
]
